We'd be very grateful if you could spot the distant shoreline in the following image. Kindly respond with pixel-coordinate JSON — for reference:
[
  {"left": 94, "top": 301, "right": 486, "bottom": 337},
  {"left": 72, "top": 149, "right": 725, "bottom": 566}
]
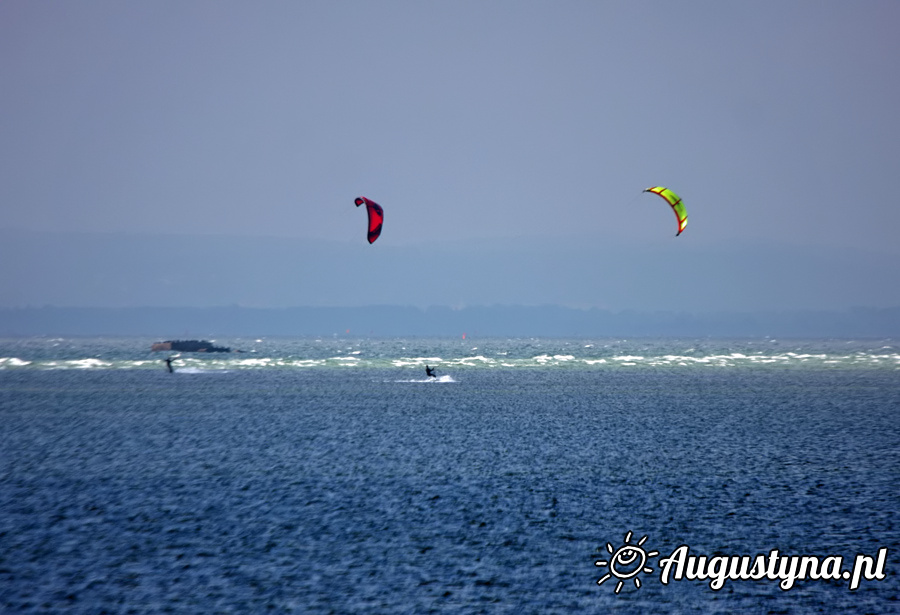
[{"left": 2, "top": 305, "right": 898, "bottom": 339}]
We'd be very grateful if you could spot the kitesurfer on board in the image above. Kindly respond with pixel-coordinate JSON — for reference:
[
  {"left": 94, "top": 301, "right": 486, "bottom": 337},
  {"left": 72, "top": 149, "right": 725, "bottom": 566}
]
[
  {"left": 164, "top": 357, "right": 174, "bottom": 373},
  {"left": 425, "top": 365, "right": 436, "bottom": 379}
]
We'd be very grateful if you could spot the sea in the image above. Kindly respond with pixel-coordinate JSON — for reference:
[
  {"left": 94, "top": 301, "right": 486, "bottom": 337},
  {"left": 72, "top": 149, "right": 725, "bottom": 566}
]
[{"left": 1, "top": 336, "right": 898, "bottom": 614}]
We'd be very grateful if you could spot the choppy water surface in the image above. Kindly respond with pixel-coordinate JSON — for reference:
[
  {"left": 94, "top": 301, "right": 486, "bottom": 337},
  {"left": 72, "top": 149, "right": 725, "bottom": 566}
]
[
  {"left": 2, "top": 336, "right": 900, "bottom": 373},
  {"left": 1, "top": 337, "right": 898, "bottom": 613}
]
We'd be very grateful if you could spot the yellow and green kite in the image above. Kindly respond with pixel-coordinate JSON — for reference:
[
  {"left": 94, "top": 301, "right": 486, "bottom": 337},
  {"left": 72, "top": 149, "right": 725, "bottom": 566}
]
[{"left": 644, "top": 186, "right": 688, "bottom": 236}]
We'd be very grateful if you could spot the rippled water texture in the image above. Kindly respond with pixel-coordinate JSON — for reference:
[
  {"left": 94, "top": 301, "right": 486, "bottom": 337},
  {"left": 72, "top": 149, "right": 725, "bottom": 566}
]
[
  {"left": 1, "top": 337, "right": 898, "bottom": 613},
  {"left": 2, "top": 336, "right": 900, "bottom": 372}
]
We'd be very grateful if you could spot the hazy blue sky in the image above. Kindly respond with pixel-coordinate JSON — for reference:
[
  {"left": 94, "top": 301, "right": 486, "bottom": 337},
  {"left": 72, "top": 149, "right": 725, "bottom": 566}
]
[{"left": 2, "top": 1, "right": 899, "bottom": 311}]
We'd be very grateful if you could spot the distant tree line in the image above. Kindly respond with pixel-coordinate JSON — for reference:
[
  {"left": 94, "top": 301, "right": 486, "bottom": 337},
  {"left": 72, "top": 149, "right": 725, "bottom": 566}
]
[{"left": 2, "top": 305, "right": 899, "bottom": 338}]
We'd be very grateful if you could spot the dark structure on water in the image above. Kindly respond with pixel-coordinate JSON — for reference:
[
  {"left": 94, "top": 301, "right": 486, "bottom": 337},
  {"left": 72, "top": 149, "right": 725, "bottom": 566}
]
[{"left": 151, "top": 340, "right": 232, "bottom": 353}]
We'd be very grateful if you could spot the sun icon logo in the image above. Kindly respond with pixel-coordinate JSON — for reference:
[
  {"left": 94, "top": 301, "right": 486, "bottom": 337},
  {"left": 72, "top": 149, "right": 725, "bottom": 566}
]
[{"left": 595, "top": 531, "right": 659, "bottom": 594}]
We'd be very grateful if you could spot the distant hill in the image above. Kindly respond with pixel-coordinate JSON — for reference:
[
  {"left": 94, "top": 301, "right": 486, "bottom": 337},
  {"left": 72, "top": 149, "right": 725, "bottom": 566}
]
[
  {"left": 2, "top": 229, "right": 899, "bottom": 314},
  {"left": 2, "top": 305, "right": 898, "bottom": 338}
]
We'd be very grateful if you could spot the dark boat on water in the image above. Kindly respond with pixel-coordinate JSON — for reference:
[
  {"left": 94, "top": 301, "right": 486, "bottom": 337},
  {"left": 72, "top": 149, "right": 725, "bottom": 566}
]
[{"left": 151, "top": 340, "right": 233, "bottom": 353}]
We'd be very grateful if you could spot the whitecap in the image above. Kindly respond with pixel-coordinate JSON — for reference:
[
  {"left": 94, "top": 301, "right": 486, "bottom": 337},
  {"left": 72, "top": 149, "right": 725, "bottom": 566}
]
[
  {"left": 176, "top": 367, "right": 230, "bottom": 374},
  {"left": 0, "top": 357, "right": 31, "bottom": 367},
  {"left": 69, "top": 358, "right": 110, "bottom": 369},
  {"left": 394, "top": 375, "right": 457, "bottom": 383}
]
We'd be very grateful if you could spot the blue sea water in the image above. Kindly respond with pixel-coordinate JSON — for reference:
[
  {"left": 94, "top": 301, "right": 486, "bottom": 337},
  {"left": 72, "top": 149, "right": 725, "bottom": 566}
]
[{"left": 1, "top": 337, "right": 898, "bottom": 613}]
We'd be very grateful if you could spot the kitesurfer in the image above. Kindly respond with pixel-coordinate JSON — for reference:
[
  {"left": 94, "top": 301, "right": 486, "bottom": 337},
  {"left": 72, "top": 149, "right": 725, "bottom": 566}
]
[
  {"left": 164, "top": 357, "right": 174, "bottom": 373},
  {"left": 425, "top": 365, "right": 436, "bottom": 378}
]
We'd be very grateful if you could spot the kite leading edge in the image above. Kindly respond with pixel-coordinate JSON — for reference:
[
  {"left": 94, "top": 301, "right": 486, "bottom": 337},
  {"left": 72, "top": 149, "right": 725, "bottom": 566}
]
[{"left": 643, "top": 186, "right": 687, "bottom": 236}]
